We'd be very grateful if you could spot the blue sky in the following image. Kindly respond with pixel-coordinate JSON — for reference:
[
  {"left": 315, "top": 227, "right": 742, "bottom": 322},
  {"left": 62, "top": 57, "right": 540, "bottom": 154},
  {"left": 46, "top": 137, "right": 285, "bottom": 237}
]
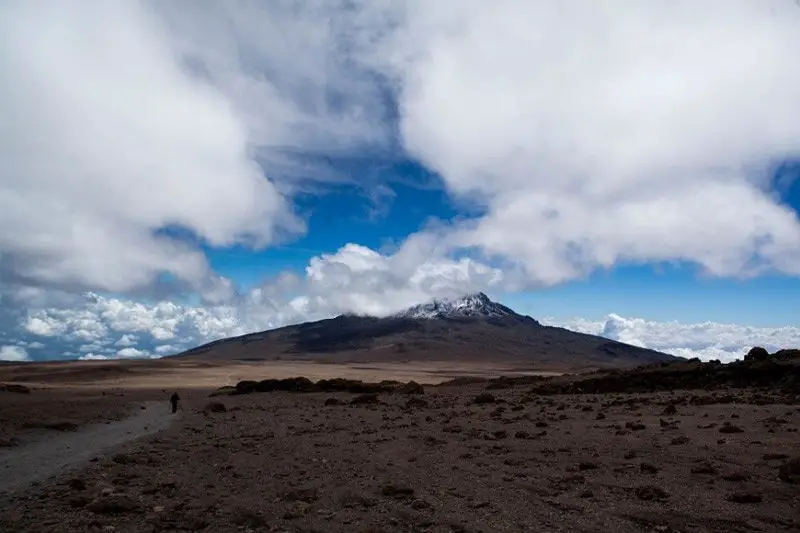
[
  {"left": 2, "top": 1, "right": 800, "bottom": 363},
  {"left": 207, "top": 157, "right": 800, "bottom": 328}
]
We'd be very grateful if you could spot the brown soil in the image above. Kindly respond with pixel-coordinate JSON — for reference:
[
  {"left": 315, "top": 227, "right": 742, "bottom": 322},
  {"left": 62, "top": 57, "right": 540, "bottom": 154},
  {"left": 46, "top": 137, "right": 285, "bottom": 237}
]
[{"left": 1, "top": 379, "right": 799, "bottom": 532}]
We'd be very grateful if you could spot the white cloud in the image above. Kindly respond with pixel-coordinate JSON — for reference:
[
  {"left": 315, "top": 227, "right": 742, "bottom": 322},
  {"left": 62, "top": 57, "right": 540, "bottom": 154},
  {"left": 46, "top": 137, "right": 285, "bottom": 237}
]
[
  {"left": 0, "top": 0, "right": 325, "bottom": 298},
  {"left": 114, "top": 334, "right": 138, "bottom": 347},
  {"left": 0, "top": 345, "right": 30, "bottom": 362},
  {"left": 116, "top": 347, "right": 152, "bottom": 359},
  {"left": 10, "top": 242, "right": 505, "bottom": 358},
  {"left": 154, "top": 344, "right": 185, "bottom": 356},
  {"left": 547, "top": 314, "right": 800, "bottom": 363},
  {"left": 382, "top": 1, "right": 800, "bottom": 285}
]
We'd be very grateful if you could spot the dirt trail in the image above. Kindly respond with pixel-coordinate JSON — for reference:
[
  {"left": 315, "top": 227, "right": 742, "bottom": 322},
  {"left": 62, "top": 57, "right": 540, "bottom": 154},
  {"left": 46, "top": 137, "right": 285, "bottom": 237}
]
[{"left": 0, "top": 402, "right": 177, "bottom": 496}]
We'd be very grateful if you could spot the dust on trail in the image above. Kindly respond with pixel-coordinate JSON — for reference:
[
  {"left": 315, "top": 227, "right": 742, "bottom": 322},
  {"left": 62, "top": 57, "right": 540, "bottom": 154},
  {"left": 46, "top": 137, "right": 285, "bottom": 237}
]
[{"left": 0, "top": 402, "right": 177, "bottom": 496}]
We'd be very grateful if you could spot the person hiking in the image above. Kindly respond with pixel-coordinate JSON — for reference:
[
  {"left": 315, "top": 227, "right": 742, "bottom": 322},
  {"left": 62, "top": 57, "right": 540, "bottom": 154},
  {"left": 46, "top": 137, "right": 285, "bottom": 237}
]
[{"left": 169, "top": 391, "right": 180, "bottom": 414}]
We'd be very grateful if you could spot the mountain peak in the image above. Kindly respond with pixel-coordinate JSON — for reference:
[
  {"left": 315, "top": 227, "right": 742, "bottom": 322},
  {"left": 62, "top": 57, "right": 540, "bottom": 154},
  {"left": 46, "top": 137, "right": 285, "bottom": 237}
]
[{"left": 394, "top": 292, "right": 520, "bottom": 320}]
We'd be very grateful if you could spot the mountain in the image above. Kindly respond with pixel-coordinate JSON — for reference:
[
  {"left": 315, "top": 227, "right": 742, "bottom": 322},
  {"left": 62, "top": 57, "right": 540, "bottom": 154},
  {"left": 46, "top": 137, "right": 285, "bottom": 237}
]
[
  {"left": 395, "top": 292, "right": 524, "bottom": 320},
  {"left": 175, "top": 293, "right": 677, "bottom": 371}
]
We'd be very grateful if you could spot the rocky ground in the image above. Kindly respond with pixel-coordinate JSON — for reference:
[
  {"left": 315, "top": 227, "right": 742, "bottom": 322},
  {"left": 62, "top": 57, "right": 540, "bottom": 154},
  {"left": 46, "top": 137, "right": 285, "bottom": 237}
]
[
  {"left": 0, "top": 386, "right": 166, "bottom": 446},
  {"left": 1, "top": 377, "right": 799, "bottom": 533}
]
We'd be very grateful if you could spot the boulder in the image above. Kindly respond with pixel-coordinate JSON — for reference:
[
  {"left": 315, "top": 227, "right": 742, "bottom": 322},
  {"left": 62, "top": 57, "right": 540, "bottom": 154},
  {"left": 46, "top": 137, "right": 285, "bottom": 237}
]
[{"left": 397, "top": 381, "right": 424, "bottom": 395}]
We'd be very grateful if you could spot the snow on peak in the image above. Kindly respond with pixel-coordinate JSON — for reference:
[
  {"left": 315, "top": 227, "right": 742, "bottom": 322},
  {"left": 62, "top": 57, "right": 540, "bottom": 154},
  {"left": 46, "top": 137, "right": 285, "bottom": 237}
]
[{"left": 395, "top": 292, "right": 516, "bottom": 320}]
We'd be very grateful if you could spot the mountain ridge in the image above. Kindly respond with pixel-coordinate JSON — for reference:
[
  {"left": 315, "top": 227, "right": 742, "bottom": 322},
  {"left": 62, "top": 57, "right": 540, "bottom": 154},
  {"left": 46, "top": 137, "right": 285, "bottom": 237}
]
[{"left": 175, "top": 293, "right": 677, "bottom": 371}]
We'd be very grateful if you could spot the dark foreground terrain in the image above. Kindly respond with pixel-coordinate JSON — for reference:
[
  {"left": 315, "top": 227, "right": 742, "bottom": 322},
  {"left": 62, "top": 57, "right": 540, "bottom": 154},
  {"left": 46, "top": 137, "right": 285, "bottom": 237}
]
[{"left": 1, "top": 355, "right": 800, "bottom": 533}]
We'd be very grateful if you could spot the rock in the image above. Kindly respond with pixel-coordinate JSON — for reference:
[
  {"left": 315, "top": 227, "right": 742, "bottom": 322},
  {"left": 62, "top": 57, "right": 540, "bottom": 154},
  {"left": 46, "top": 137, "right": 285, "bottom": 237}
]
[
  {"left": 625, "top": 421, "right": 646, "bottom": 431},
  {"left": 381, "top": 485, "right": 415, "bottom": 499},
  {"left": 202, "top": 401, "right": 227, "bottom": 413},
  {"left": 690, "top": 463, "right": 717, "bottom": 475},
  {"left": 578, "top": 462, "right": 598, "bottom": 471},
  {"left": 69, "top": 495, "right": 92, "bottom": 508},
  {"left": 473, "top": 393, "right": 496, "bottom": 405},
  {"left": 67, "top": 478, "right": 87, "bottom": 491},
  {"left": 722, "top": 472, "right": 749, "bottom": 482},
  {"left": 727, "top": 492, "right": 763, "bottom": 504},
  {"left": 398, "top": 381, "right": 425, "bottom": 395},
  {"left": 112, "top": 453, "right": 130, "bottom": 464},
  {"left": 719, "top": 422, "right": 744, "bottom": 434},
  {"left": 209, "top": 386, "right": 236, "bottom": 397},
  {"left": 282, "top": 487, "right": 319, "bottom": 503},
  {"left": 351, "top": 394, "right": 379, "bottom": 405},
  {"left": 234, "top": 380, "right": 258, "bottom": 395},
  {"left": 405, "top": 397, "right": 429, "bottom": 409},
  {"left": 635, "top": 485, "right": 669, "bottom": 501},
  {"left": 514, "top": 431, "right": 530, "bottom": 439},
  {"left": 640, "top": 463, "right": 659, "bottom": 474},
  {"left": 85, "top": 495, "right": 140, "bottom": 514},
  {"left": 661, "top": 404, "right": 678, "bottom": 416},
  {"left": 596, "top": 412, "right": 606, "bottom": 420},
  {"left": 670, "top": 436, "right": 690, "bottom": 445},
  {"left": 0, "top": 384, "right": 31, "bottom": 394},
  {"left": 324, "top": 397, "right": 343, "bottom": 406},
  {"left": 778, "top": 456, "right": 800, "bottom": 484},
  {"left": 744, "top": 346, "right": 769, "bottom": 362},
  {"left": 0, "top": 437, "right": 20, "bottom": 448}
]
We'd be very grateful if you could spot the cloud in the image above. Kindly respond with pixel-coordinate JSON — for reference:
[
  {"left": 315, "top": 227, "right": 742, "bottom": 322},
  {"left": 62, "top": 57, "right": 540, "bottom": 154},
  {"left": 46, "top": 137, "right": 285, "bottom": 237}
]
[
  {"left": 4, "top": 1, "right": 800, "bottom": 303},
  {"left": 547, "top": 314, "right": 800, "bottom": 363},
  {"left": 383, "top": 0, "right": 800, "bottom": 285},
  {"left": 1, "top": 0, "right": 389, "bottom": 299},
  {"left": 0, "top": 345, "right": 30, "bottom": 362},
  {"left": 9, "top": 242, "right": 506, "bottom": 359}
]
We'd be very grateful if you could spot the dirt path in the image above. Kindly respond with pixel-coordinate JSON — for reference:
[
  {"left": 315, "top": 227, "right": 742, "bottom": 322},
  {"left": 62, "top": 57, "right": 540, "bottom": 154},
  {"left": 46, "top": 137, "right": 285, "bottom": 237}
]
[{"left": 0, "top": 402, "right": 178, "bottom": 496}]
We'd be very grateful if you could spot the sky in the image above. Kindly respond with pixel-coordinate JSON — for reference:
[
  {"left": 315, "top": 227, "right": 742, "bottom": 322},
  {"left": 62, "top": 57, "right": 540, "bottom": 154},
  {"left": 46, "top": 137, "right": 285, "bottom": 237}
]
[{"left": 1, "top": 0, "right": 800, "bottom": 364}]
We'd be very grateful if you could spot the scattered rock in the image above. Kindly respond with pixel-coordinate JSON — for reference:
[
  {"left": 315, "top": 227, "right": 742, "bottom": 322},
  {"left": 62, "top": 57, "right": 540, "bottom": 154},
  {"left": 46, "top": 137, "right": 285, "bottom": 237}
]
[
  {"left": 405, "top": 397, "right": 429, "bottom": 409},
  {"left": 473, "top": 393, "right": 496, "bottom": 405},
  {"left": 0, "top": 384, "right": 31, "bottom": 394},
  {"left": 661, "top": 404, "right": 678, "bottom": 416},
  {"left": 670, "top": 436, "right": 690, "bottom": 445},
  {"left": 762, "top": 453, "right": 789, "bottom": 461},
  {"left": 381, "top": 485, "right": 415, "bottom": 499},
  {"left": 282, "top": 487, "right": 319, "bottom": 503},
  {"left": 351, "top": 394, "right": 379, "bottom": 405},
  {"left": 719, "top": 422, "right": 744, "bottom": 434},
  {"left": 0, "top": 437, "right": 20, "bottom": 448},
  {"left": 690, "top": 463, "right": 717, "bottom": 475},
  {"left": 595, "top": 412, "right": 606, "bottom": 420},
  {"left": 67, "top": 478, "right": 87, "bottom": 491},
  {"left": 324, "top": 398, "right": 343, "bottom": 406},
  {"left": 727, "top": 492, "right": 763, "bottom": 504},
  {"left": 640, "top": 463, "right": 659, "bottom": 474},
  {"left": 85, "top": 495, "right": 140, "bottom": 515},
  {"left": 624, "top": 450, "right": 637, "bottom": 460},
  {"left": 578, "top": 462, "right": 598, "bottom": 471},
  {"left": 635, "top": 485, "right": 669, "bottom": 501},
  {"left": 625, "top": 421, "right": 646, "bottom": 431},
  {"left": 203, "top": 401, "right": 227, "bottom": 413},
  {"left": 744, "top": 346, "right": 769, "bottom": 362},
  {"left": 778, "top": 456, "right": 800, "bottom": 484},
  {"left": 722, "top": 472, "right": 750, "bottom": 482},
  {"left": 514, "top": 431, "right": 529, "bottom": 439},
  {"left": 398, "top": 381, "right": 425, "bottom": 395}
]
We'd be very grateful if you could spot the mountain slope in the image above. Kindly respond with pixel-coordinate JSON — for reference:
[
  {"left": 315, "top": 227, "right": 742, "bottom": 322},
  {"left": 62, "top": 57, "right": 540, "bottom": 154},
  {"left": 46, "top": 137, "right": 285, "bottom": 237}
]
[{"left": 175, "top": 293, "right": 677, "bottom": 371}]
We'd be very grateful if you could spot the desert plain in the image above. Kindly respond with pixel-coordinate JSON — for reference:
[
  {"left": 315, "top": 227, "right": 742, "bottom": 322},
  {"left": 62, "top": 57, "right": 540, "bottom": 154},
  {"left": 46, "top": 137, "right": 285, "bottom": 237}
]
[{"left": 0, "top": 357, "right": 798, "bottom": 533}]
